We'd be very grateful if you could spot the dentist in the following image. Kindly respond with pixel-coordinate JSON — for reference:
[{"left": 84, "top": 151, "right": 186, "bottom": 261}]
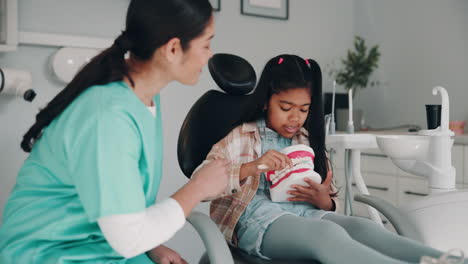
[{"left": 0, "top": 0, "right": 229, "bottom": 263}]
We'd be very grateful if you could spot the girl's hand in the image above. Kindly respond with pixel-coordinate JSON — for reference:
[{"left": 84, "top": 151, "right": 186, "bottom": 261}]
[
  {"left": 287, "top": 169, "right": 335, "bottom": 211},
  {"left": 252, "top": 149, "right": 293, "bottom": 175},
  {"left": 191, "top": 159, "right": 230, "bottom": 199},
  {"left": 148, "top": 245, "right": 188, "bottom": 264}
]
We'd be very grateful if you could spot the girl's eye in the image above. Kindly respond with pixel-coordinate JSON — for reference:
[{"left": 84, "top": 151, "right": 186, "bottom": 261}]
[
  {"left": 300, "top": 108, "right": 309, "bottom": 113},
  {"left": 280, "top": 107, "right": 291, "bottom": 111}
]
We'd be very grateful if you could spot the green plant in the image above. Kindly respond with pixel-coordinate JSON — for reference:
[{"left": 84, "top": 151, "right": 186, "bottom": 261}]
[{"left": 332, "top": 36, "right": 381, "bottom": 95}]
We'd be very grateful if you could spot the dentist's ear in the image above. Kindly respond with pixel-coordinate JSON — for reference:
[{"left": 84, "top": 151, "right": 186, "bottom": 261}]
[{"left": 162, "top": 37, "right": 183, "bottom": 63}]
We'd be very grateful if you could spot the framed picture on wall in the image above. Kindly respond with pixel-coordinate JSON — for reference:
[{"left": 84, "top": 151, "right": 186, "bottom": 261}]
[
  {"left": 241, "top": 0, "right": 288, "bottom": 20},
  {"left": 210, "top": 0, "right": 220, "bottom": 11}
]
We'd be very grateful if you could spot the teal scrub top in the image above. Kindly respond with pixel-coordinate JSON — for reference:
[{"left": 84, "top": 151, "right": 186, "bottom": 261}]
[{"left": 0, "top": 81, "right": 163, "bottom": 264}]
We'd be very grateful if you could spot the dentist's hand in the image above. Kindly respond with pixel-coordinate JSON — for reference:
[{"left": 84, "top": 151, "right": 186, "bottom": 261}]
[
  {"left": 172, "top": 159, "right": 230, "bottom": 217},
  {"left": 190, "top": 159, "right": 230, "bottom": 199},
  {"left": 287, "top": 169, "right": 335, "bottom": 211}
]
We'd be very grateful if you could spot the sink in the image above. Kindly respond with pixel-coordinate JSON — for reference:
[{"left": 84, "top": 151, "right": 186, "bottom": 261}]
[{"left": 376, "top": 135, "right": 430, "bottom": 160}]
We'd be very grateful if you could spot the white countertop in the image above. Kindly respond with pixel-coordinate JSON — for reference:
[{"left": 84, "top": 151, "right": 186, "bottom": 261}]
[
  {"left": 329, "top": 129, "right": 468, "bottom": 155},
  {"left": 345, "top": 129, "right": 468, "bottom": 145},
  {"left": 455, "top": 135, "right": 468, "bottom": 145}
]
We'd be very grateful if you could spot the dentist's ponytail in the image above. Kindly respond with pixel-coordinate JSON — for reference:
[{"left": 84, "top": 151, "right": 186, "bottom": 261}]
[
  {"left": 21, "top": 36, "right": 131, "bottom": 152},
  {"left": 21, "top": 0, "right": 213, "bottom": 152}
]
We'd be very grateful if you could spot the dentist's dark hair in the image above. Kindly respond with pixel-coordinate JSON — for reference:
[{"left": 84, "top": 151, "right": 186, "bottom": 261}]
[
  {"left": 21, "top": 0, "right": 213, "bottom": 152},
  {"left": 246, "top": 54, "right": 329, "bottom": 181}
]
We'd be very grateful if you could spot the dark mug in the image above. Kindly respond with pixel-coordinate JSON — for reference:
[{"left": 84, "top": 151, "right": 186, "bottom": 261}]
[{"left": 425, "top": 104, "right": 441, "bottom": 129}]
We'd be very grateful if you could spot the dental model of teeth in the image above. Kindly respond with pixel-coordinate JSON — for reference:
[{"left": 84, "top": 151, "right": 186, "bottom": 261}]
[{"left": 266, "top": 144, "right": 322, "bottom": 202}]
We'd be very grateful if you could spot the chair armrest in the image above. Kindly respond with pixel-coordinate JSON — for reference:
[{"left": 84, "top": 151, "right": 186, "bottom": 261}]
[
  {"left": 354, "top": 194, "right": 422, "bottom": 242},
  {"left": 187, "top": 211, "right": 234, "bottom": 264}
]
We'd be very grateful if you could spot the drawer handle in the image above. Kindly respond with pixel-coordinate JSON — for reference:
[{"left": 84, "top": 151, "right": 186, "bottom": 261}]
[
  {"left": 352, "top": 183, "right": 389, "bottom": 191},
  {"left": 404, "top": 191, "right": 428, "bottom": 196},
  {"left": 362, "top": 153, "right": 388, "bottom": 158}
]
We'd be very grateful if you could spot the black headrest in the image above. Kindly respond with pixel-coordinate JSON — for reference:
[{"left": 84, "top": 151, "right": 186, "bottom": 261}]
[
  {"left": 177, "top": 54, "right": 257, "bottom": 177},
  {"left": 208, "top": 53, "right": 256, "bottom": 95}
]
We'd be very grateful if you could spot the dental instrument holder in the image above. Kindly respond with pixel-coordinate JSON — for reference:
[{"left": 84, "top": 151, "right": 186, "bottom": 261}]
[
  {"left": 326, "top": 85, "right": 384, "bottom": 226},
  {"left": 326, "top": 134, "right": 384, "bottom": 227}
]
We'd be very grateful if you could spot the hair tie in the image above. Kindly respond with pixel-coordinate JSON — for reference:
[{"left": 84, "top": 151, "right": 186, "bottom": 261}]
[
  {"left": 278, "top": 58, "right": 284, "bottom": 64},
  {"left": 304, "top": 59, "right": 310, "bottom": 67},
  {"left": 114, "top": 31, "right": 132, "bottom": 53}
]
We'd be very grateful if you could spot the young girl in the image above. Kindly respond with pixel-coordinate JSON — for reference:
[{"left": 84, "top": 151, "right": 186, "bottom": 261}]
[
  {"left": 203, "top": 54, "right": 455, "bottom": 264},
  {"left": 0, "top": 1, "right": 229, "bottom": 264}
]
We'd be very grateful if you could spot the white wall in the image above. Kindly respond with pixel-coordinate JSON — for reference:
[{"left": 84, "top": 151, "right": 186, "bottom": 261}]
[
  {"left": 0, "top": 0, "right": 354, "bottom": 262},
  {"left": 3, "top": 0, "right": 468, "bottom": 262},
  {"left": 354, "top": 0, "right": 468, "bottom": 129}
]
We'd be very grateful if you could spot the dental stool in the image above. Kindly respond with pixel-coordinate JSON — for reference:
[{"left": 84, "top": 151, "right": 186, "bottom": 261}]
[{"left": 178, "top": 53, "right": 316, "bottom": 264}]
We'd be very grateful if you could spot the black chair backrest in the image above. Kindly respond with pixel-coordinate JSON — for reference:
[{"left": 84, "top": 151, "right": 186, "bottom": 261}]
[{"left": 177, "top": 53, "right": 257, "bottom": 178}]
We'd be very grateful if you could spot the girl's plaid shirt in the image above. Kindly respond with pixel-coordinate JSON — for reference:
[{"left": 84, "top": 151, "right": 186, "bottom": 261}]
[{"left": 195, "top": 121, "right": 339, "bottom": 245}]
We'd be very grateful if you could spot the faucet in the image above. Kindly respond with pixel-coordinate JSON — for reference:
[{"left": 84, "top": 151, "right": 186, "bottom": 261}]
[
  {"left": 413, "top": 86, "right": 455, "bottom": 190},
  {"left": 419, "top": 86, "right": 454, "bottom": 137},
  {"left": 432, "top": 86, "right": 450, "bottom": 133}
]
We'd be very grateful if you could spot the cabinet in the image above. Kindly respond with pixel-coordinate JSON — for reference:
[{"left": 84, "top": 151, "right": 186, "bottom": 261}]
[
  {"left": 398, "top": 177, "right": 429, "bottom": 205},
  {"left": 464, "top": 147, "right": 468, "bottom": 185},
  {"left": 330, "top": 143, "right": 468, "bottom": 232}
]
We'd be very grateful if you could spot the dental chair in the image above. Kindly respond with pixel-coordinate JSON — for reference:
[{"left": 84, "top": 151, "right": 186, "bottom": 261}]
[{"left": 178, "top": 53, "right": 316, "bottom": 264}]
